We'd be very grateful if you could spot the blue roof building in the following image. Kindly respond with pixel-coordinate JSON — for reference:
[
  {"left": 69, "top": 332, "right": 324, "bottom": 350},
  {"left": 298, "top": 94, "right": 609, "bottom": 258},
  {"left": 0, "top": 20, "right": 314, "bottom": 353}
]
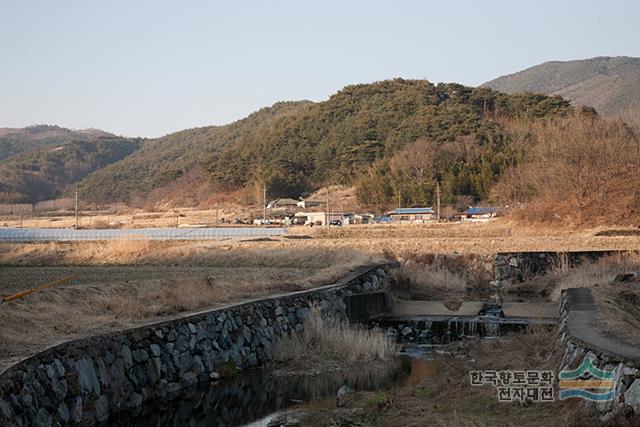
[
  {"left": 386, "top": 207, "right": 435, "bottom": 222},
  {"left": 463, "top": 206, "right": 500, "bottom": 221},
  {"left": 465, "top": 207, "right": 499, "bottom": 215},
  {"left": 387, "top": 207, "right": 434, "bottom": 215}
]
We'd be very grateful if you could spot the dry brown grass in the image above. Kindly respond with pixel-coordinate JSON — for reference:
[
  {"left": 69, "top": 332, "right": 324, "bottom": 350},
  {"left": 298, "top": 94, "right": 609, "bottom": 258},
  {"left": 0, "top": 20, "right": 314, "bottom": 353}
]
[
  {"left": 384, "top": 252, "right": 491, "bottom": 300},
  {"left": 0, "top": 239, "right": 379, "bottom": 268},
  {"left": 303, "top": 221, "right": 515, "bottom": 240},
  {"left": 306, "top": 185, "right": 360, "bottom": 212},
  {"left": 291, "top": 220, "right": 640, "bottom": 256},
  {"left": 0, "top": 205, "right": 256, "bottom": 229},
  {"left": 388, "top": 329, "right": 598, "bottom": 427},
  {"left": 594, "top": 283, "right": 640, "bottom": 348},
  {"left": 272, "top": 305, "right": 397, "bottom": 364},
  {"left": 0, "top": 244, "right": 380, "bottom": 369},
  {"left": 2, "top": 221, "right": 640, "bottom": 370},
  {"left": 534, "top": 252, "right": 640, "bottom": 302},
  {"left": 298, "top": 328, "right": 613, "bottom": 427},
  {"left": 387, "top": 263, "right": 471, "bottom": 300},
  {"left": 3, "top": 218, "right": 640, "bottom": 264}
]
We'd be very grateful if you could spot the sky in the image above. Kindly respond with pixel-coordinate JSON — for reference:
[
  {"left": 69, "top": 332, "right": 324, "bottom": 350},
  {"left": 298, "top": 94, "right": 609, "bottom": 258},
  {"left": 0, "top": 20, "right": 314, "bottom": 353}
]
[{"left": 1, "top": 1, "right": 639, "bottom": 137}]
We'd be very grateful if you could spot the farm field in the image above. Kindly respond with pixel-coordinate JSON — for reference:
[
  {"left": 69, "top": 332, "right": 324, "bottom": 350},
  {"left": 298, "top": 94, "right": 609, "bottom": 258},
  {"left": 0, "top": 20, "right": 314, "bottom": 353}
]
[
  {"left": 1, "top": 219, "right": 639, "bottom": 369},
  {"left": 0, "top": 242, "right": 378, "bottom": 370}
]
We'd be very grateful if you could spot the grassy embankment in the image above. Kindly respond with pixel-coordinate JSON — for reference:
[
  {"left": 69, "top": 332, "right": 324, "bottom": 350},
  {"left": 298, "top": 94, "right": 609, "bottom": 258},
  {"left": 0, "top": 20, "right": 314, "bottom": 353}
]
[{"left": 0, "top": 240, "right": 379, "bottom": 367}]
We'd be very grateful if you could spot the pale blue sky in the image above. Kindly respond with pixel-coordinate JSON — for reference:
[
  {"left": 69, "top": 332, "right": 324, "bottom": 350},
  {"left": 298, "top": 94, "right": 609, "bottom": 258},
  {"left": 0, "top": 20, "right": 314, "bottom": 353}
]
[{"left": 1, "top": 1, "right": 638, "bottom": 137}]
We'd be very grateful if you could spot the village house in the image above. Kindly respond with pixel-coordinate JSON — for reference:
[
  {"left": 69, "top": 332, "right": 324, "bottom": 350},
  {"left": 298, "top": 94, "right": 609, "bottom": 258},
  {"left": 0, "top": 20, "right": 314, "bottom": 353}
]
[
  {"left": 266, "top": 198, "right": 299, "bottom": 210},
  {"left": 296, "top": 198, "right": 323, "bottom": 209},
  {"left": 386, "top": 207, "right": 434, "bottom": 223},
  {"left": 294, "top": 211, "right": 355, "bottom": 226},
  {"left": 349, "top": 213, "right": 374, "bottom": 225},
  {"left": 462, "top": 206, "right": 499, "bottom": 222}
]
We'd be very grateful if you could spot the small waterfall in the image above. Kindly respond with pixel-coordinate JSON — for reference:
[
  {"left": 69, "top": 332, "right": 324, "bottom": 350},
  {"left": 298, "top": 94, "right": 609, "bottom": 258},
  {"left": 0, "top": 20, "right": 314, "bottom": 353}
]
[
  {"left": 368, "top": 312, "right": 531, "bottom": 344},
  {"left": 464, "top": 319, "right": 478, "bottom": 337},
  {"left": 483, "top": 318, "right": 501, "bottom": 337},
  {"left": 443, "top": 318, "right": 482, "bottom": 341},
  {"left": 445, "top": 318, "right": 453, "bottom": 342}
]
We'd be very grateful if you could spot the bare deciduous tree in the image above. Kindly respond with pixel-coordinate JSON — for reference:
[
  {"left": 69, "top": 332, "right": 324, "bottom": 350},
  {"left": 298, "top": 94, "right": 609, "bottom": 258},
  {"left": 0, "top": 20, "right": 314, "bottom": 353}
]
[
  {"left": 389, "top": 139, "right": 437, "bottom": 187},
  {"left": 493, "top": 114, "right": 640, "bottom": 225}
]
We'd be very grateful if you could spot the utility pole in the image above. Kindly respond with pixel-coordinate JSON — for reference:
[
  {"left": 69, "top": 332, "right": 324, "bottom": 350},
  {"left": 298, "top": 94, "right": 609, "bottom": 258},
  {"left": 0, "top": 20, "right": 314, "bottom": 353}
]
[
  {"left": 397, "top": 190, "right": 401, "bottom": 209},
  {"left": 436, "top": 181, "right": 441, "bottom": 222},
  {"left": 263, "top": 184, "right": 267, "bottom": 227},
  {"left": 74, "top": 187, "right": 79, "bottom": 230},
  {"left": 326, "top": 185, "right": 330, "bottom": 227}
]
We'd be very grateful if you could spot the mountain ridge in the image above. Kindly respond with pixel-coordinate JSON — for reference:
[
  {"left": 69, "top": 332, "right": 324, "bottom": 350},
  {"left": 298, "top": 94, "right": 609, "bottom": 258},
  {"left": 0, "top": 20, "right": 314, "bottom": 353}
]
[
  {"left": 482, "top": 56, "right": 640, "bottom": 119},
  {"left": 0, "top": 127, "right": 141, "bottom": 203},
  {"left": 2, "top": 72, "right": 616, "bottom": 208}
]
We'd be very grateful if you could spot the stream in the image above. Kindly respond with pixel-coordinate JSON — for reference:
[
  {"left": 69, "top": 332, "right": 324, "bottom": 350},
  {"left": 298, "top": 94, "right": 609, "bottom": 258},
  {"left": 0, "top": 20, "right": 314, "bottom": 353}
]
[
  {"left": 106, "top": 294, "right": 548, "bottom": 426},
  {"left": 106, "top": 346, "right": 440, "bottom": 427}
]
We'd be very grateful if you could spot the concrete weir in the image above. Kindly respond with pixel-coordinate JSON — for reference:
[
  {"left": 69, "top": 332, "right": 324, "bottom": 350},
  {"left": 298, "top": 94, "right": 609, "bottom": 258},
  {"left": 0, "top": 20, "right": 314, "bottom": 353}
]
[
  {"left": 371, "top": 300, "right": 558, "bottom": 342},
  {"left": 0, "top": 264, "right": 396, "bottom": 427}
]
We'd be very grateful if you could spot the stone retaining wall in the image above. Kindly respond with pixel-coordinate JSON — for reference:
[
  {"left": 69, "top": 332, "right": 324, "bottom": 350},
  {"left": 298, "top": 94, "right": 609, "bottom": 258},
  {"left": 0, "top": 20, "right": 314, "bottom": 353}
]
[
  {"left": 0, "top": 264, "right": 394, "bottom": 427},
  {"left": 558, "top": 288, "right": 640, "bottom": 418}
]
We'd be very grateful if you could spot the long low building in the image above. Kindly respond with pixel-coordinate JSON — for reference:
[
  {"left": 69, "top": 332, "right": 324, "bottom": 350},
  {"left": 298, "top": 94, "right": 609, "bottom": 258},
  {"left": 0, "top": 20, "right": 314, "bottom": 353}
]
[
  {"left": 293, "top": 211, "right": 373, "bottom": 226},
  {"left": 462, "top": 207, "right": 500, "bottom": 221},
  {"left": 294, "top": 211, "right": 350, "bottom": 226},
  {"left": 386, "top": 207, "right": 434, "bottom": 223}
]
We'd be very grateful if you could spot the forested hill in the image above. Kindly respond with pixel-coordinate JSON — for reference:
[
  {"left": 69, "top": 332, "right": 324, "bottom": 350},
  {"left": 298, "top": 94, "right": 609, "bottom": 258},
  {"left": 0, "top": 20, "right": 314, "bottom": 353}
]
[
  {"left": 482, "top": 56, "right": 640, "bottom": 120},
  {"left": 75, "top": 101, "right": 312, "bottom": 204},
  {"left": 0, "top": 133, "right": 141, "bottom": 203},
  {"left": 75, "top": 79, "right": 575, "bottom": 208},
  {"left": 0, "top": 125, "right": 113, "bottom": 161},
  {"left": 204, "top": 79, "right": 573, "bottom": 208}
]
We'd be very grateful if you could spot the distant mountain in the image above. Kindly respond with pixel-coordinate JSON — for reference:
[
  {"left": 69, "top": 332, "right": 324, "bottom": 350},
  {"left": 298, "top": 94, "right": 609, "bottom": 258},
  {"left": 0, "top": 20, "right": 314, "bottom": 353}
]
[
  {"left": 0, "top": 127, "right": 141, "bottom": 203},
  {"left": 0, "top": 125, "right": 113, "bottom": 161},
  {"left": 482, "top": 56, "right": 640, "bottom": 119}
]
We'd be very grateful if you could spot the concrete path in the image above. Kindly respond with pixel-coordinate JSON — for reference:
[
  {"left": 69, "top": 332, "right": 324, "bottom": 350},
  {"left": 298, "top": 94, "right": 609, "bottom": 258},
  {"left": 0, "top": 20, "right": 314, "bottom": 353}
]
[{"left": 565, "top": 288, "right": 640, "bottom": 363}]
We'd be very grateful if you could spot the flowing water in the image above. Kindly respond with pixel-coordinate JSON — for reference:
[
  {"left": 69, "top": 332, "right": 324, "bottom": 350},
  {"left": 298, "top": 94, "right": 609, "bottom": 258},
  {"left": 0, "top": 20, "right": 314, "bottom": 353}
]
[
  {"left": 105, "top": 315, "right": 548, "bottom": 426},
  {"left": 105, "top": 294, "right": 553, "bottom": 425},
  {"left": 107, "top": 350, "right": 439, "bottom": 427}
]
